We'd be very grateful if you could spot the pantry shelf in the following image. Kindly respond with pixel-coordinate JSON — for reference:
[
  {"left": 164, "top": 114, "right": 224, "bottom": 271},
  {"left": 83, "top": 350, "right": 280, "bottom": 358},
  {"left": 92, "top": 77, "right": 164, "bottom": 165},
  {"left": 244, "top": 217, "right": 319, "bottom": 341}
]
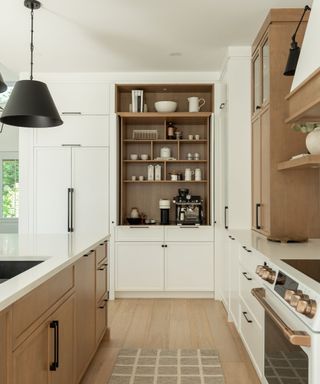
[{"left": 278, "top": 154, "right": 320, "bottom": 170}]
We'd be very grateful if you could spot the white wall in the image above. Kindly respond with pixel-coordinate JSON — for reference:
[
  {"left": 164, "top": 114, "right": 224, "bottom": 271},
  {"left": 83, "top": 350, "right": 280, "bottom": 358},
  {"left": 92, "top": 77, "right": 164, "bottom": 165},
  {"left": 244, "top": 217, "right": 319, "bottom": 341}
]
[{"left": 291, "top": 0, "right": 320, "bottom": 90}]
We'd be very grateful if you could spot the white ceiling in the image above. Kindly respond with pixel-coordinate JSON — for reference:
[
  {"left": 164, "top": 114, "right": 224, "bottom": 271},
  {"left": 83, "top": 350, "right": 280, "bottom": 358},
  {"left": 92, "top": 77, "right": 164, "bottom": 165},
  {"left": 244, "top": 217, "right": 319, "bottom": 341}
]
[{"left": 1, "top": 0, "right": 312, "bottom": 74}]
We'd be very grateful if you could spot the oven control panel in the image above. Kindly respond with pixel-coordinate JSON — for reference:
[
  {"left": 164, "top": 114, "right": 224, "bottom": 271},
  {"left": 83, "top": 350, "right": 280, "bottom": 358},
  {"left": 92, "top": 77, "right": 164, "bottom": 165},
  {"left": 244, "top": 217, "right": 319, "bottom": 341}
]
[
  {"left": 256, "top": 264, "right": 277, "bottom": 284},
  {"left": 275, "top": 271, "right": 317, "bottom": 319}
]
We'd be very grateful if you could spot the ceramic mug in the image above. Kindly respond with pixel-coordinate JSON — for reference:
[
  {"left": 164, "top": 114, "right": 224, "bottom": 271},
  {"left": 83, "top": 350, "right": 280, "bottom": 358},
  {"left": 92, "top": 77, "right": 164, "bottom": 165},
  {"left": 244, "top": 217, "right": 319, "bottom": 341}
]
[
  {"left": 188, "top": 97, "right": 206, "bottom": 112},
  {"left": 185, "top": 168, "right": 192, "bottom": 181},
  {"left": 195, "top": 168, "right": 202, "bottom": 181}
]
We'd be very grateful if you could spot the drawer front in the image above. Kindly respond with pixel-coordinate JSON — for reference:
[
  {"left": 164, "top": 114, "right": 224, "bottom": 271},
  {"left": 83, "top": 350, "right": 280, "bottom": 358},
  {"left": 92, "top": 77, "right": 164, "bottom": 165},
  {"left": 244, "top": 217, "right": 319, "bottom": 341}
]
[
  {"left": 96, "top": 242, "right": 107, "bottom": 266},
  {"left": 96, "top": 257, "right": 108, "bottom": 302},
  {"left": 116, "top": 226, "right": 164, "bottom": 242},
  {"left": 12, "top": 266, "right": 74, "bottom": 341},
  {"left": 239, "top": 268, "right": 263, "bottom": 326},
  {"left": 96, "top": 299, "right": 108, "bottom": 344},
  {"left": 165, "top": 226, "right": 214, "bottom": 242},
  {"left": 239, "top": 246, "right": 265, "bottom": 277},
  {"left": 240, "top": 299, "right": 263, "bottom": 378}
]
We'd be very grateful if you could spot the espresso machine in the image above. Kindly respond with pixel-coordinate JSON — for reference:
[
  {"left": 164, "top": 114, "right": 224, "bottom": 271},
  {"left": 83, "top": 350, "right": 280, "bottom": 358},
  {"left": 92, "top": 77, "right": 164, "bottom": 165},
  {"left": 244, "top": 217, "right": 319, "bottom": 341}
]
[{"left": 173, "top": 188, "right": 203, "bottom": 225}]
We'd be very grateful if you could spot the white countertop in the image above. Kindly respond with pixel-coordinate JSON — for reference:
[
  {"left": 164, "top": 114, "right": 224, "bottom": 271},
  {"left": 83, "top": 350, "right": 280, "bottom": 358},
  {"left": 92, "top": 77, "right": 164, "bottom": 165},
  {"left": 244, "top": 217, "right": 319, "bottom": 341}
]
[
  {"left": 0, "top": 233, "right": 110, "bottom": 312},
  {"left": 229, "top": 229, "right": 320, "bottom": 293}
]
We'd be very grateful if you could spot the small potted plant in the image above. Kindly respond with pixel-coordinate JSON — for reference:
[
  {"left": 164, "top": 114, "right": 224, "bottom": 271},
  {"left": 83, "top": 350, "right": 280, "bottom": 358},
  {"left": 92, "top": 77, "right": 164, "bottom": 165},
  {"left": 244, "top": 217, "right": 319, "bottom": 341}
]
[{"left": 293, "top": 122, "right": 320, "bottom": 154}]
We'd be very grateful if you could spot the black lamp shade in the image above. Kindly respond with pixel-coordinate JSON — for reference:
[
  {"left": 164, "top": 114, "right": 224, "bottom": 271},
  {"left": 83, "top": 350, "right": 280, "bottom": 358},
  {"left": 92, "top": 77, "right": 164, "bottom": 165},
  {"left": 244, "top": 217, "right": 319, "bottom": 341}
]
[
  {"left": 0, "top": 80, "right": 63, "bottom": 127},
  {"left": 0, "top": 73, "right": 7, "bottom": 93},
  {"left": 283, "top": 41, "right": 301, "bottom": 76}
]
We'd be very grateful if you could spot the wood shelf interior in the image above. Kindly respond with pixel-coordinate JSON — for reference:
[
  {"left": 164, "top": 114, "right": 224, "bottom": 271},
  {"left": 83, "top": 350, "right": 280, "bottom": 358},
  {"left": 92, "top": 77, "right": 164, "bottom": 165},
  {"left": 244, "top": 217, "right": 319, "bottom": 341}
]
[
  {"left": 278, "top": 154, "right": 320, "bottom": 170},
  {"left": 118, "top": 84, "right": 213, "bottom": 225},
  {"left": 115, "top": 84, "right": 214, "bottom": 113}
]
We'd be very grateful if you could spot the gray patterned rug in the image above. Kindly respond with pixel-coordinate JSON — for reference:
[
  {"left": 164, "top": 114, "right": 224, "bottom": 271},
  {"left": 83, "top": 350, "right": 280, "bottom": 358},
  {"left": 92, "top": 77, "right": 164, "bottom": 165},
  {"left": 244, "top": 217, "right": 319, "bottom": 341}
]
[{"left": 108, "top": 349, "right": 225, "bottom": 384}]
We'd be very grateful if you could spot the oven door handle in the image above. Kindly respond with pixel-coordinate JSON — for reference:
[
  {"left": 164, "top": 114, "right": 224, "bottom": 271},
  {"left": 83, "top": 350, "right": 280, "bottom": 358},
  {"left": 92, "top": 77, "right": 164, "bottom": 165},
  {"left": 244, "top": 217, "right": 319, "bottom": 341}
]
[{"left": 251, "top": 288, "right": 311, "bottom": 347}]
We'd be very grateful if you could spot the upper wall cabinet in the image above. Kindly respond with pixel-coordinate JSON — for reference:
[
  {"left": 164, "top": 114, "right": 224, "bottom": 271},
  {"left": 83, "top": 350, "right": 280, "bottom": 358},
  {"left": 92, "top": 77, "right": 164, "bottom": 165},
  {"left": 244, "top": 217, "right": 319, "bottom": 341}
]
[
  {"left": 48, "top": 83, "right": 110, "bottom": 115},
  {"left": 251, "top": 9, "right": 320, "bottom": 239},
  {"left": 34, "top": 115, "right": 109, "bottom": 147}
]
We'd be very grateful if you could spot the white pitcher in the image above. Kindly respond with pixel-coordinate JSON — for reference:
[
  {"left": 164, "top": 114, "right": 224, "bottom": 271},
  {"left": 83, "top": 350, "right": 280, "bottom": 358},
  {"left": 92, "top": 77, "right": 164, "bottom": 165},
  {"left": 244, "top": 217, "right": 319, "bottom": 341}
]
[{"left": 188, "top": 97, "right": 206, "bottom": 112}]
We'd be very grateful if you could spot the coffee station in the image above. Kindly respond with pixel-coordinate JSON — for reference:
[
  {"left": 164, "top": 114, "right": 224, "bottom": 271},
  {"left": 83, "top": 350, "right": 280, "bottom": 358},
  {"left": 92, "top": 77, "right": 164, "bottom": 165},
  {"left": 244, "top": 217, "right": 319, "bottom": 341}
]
[{"left": 117, "top": 83, "right": 213, "bottom": 227}]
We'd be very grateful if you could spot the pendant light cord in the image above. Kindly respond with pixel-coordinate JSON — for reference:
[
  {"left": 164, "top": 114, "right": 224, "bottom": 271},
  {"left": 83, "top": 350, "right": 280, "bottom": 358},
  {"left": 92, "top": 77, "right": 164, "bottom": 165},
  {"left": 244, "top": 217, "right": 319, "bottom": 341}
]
[
  {"left": 30, "top": 3, "right": 35, "bottom": 80},
  {"left": 291, "top": 5, "right": 311, "bottom": 43}
]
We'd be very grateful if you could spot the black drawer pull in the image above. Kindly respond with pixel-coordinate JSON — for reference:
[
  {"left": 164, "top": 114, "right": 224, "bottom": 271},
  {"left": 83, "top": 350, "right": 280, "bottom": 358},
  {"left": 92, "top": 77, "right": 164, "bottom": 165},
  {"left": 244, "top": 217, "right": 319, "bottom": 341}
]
[
  {"left": 224, "top": 206, "right": 228, "bottom": 229},
  {"left": 256, "top": 203, "right": 261, "bottom": 230},
  {"left": 242, "top": 312, "right": 253, "bottom": 323},
  {"left": 49, "top": 320, "right": 59, "bottom": 371},
  {"left": 242, "top": 272, "right": 253, "bottom": 281}
]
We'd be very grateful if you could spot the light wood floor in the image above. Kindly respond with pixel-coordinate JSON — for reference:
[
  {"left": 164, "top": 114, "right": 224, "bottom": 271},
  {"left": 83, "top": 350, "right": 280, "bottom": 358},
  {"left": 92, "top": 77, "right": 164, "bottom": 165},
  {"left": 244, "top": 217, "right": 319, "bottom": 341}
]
[{"left": 81, "top": 299, "right": 261, "bottom": 384}]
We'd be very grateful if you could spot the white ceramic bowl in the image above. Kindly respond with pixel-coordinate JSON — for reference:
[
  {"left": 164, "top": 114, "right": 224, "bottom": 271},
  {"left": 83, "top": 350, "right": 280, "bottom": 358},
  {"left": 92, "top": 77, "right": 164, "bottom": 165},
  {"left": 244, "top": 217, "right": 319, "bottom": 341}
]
[
  {"left": 154, "top": 101, "right": 177, "bottom": 113},
  {"left": 130, "top": 154, "right": 138, "bottom": 160},
  {"left": 140, "top": 154, "right": 149, "bottom": 160}
]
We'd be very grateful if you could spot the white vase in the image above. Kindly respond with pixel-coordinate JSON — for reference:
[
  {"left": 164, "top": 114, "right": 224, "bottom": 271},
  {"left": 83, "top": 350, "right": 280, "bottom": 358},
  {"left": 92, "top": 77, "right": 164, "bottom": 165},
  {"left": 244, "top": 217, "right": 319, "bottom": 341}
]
[{"left": 306, "top": 127, "right": 320, "bottom": 155}]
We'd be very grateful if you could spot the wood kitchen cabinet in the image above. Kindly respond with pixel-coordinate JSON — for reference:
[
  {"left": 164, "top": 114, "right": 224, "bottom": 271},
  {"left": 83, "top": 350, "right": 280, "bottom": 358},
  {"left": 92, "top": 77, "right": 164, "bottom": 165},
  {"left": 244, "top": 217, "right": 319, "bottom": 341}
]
[
  {"left": 75, "top": 250, "right": 96, "bottom": 382},
  {"left": 116, "top": 84, "right": 214, "bottom": 225},
  {"left": 0, "top": 310, "right": 10, "bottom": 384},
  {"left": 251, "top": 9, "right": 320, "bottom": 238},
  {"left": 12, "top": 294, "right": 75, "bottom": 384}
]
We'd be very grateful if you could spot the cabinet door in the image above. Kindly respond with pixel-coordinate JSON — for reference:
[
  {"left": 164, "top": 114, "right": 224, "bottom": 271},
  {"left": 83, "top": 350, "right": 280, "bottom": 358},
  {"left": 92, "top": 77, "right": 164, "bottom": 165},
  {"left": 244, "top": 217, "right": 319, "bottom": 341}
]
[
  {"left": 34, "top": 115, "right": 109, "bottom": 147},
  {"left": 252, "top": 51, "right": 262, "bottom": 114},
  {"left": 34, "top": 147, "right": 71, "bottom": 233},
  {"left": 72, "top": 148, "right": 109, "bottom": 242},
  {"left": 12, "top": 320, "right": 50, "bottom": 384},
  {"left": 252, "top": 117, "right": 261, "bottom": 231},
  {"left": 165, "top": 242, "right": 214, "bottom": 291},
  {"left": 75, "top": 254, "right": 96, "bottom": 381},
  {"left": 262, "top": 38, "right": 270, "bottom": 105},
  {"left": 260, "top": 108, "right": 270, "bottom": 234},
  {"left": 50, "top": 296, "right": 75, "bottom": 384},
  {"left": 48, "top": 83, "right": 109, "bottom": 115},
  {"left": 221, "top": 232, "right": 230, "bottom": 311},
  {"left": 228, "top": 238, "right": 239, "bottom": 328},
  {"left": 12, "top": 296, "right": 75, "bottom": 384},
  {"left": 116, "top": 242, "right": 164, "bottom": 291}
]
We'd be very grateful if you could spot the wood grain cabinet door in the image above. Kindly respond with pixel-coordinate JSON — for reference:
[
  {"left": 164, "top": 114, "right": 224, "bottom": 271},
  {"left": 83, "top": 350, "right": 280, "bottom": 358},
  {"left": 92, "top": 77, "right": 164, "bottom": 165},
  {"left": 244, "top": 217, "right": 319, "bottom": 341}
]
[
  {"left": 0, "top": 310, "right": 10, "bottom": 384},
  {"left": 75, "top": 253, "right": 96, "bottom": 382},
  {"left": 12, "top": 295, "right": 75, "bottom": 384}
]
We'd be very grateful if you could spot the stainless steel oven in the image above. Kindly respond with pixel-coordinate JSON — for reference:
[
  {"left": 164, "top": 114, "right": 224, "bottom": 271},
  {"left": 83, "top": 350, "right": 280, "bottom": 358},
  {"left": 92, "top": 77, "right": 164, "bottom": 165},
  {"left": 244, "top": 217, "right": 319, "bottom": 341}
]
[{"left": 252, "top": 287, "right": 320, "bottom": 384}]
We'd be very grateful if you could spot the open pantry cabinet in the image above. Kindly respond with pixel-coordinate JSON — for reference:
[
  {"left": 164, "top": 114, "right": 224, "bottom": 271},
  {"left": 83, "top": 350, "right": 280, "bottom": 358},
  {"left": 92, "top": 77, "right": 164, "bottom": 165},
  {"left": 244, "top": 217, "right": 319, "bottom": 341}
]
[{"left": 116, "top": 84, "right": 214, "bottom": 226}]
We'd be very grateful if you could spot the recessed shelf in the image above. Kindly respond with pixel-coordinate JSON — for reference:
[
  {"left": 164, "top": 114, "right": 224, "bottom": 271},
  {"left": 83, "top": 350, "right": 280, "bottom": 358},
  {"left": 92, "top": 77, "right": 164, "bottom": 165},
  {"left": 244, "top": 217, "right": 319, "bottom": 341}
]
[
  {"left": 278, "top": 154, "right": 320, "bottom": 170},
  {"left": 118, "top": 112, "right": 212, "bottom": 118}
]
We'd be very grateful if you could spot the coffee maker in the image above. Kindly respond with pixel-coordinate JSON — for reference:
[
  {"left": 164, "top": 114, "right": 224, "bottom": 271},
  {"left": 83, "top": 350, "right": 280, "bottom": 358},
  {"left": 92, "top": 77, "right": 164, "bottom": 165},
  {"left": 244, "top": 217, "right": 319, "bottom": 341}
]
[{"left": 173, "top": 188, "right": 203, "bottom": 225}]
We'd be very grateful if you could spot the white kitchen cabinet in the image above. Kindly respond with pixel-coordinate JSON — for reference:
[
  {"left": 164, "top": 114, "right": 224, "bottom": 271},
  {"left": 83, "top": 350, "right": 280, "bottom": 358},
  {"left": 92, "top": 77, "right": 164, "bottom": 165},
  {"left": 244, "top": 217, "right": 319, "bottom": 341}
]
[
  {"left": 239, "top": 299, "right": 263, "bottom": 379},
  {"left": 165, "top": 242, "right": 214, "bottom": 291},
  {"left": 34, "top": 115, "right": 109, "bottom": 147},
  {"left": 34, "top": 147, "right": 109, "bottom": 237},
  {"left": 116, "top": 226, "right": 164, "bottom": 242},
  {"left": 221, "top": 232, "right": 230, "bottom": 311},
  {"left": 164, "top": 226, "right": 214, "bottom": 242},
  {"left": 228, "top": 237, "right": 240, "bottom": 328},
  {"left": 48, "top": 82, "right": 109, "bottom": 115},
  {"left": 116, "top": 242, "right": 164, "bottom": 291}
]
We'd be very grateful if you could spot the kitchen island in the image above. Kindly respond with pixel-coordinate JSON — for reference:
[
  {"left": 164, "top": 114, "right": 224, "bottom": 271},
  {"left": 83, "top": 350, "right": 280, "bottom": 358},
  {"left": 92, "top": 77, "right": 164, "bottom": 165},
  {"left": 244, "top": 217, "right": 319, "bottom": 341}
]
[{"left": 0, "top": 232, "right": 110, "bottom": 384}]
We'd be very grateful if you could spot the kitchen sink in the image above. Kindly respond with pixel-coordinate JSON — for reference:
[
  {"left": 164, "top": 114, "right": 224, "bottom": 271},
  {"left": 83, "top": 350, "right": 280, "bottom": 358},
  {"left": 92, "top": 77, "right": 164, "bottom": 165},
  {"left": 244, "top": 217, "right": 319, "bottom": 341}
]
[{"left": 0, "top": 260, "right": 44, "bottom": 284}]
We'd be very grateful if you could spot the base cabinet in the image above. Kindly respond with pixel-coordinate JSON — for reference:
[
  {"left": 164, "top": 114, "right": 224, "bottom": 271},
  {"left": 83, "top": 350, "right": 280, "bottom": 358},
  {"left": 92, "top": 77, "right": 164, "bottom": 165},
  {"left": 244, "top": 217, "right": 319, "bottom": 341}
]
[
  {"left": 116, "top": 242, "right": 164, "bottom": 291},
  {"left": 0, "top": 310, "right": 10, "bottom": 384},
  {"left": 12, "top": 295, "right": 75, "bottom": 384},
  {"left": 115, "top": 232, "right": 214, "bottom": 294},
  {"left": 165, "top": 243, "right": 214, "bottom": 291}
]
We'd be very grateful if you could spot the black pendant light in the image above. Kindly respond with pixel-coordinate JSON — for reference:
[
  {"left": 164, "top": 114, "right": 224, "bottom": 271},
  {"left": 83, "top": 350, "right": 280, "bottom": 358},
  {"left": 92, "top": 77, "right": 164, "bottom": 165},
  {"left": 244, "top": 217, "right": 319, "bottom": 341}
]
[
  {"left": 0, "top": 73, "right": 7, "bottom": 94},
  {"left": 284, "top": 5, "right": 311, "bottom": 76},
  {"left": 0, "top": 0, "right": 63, "bottom": 128}
]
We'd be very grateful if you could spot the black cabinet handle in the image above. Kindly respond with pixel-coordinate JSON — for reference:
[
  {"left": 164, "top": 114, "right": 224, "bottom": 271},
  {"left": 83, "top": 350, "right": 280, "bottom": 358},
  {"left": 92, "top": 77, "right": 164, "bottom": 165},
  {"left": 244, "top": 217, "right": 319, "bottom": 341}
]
[
  {"left": 242, "top": 312, "right": 253, "bottom": 323},
  {"left": 67, "top": 188, "right": 74, "bottom": 232},
  {"left": 49, "top": 320, "right": 59, "bottom": 371},
  {"left": 242, "top": 272, "right": 253, "bottom": 281},
  {"left": 228, "top": 235, "right": 235, "bottom": 241},
  {"left": 256, "top": 105, "right": 261, "bottom": 110},
  {"left": 242, "top": 245, "right": 252, "bottom": 253},
  {"left": 98, "top": 263, "right": 108, "bottom": 271},
  {"left": 224, "top": 206, "right": 228, "bottom": 229},
  {"left": 256, "top": 203, "right": 261, "bottom": 230}
]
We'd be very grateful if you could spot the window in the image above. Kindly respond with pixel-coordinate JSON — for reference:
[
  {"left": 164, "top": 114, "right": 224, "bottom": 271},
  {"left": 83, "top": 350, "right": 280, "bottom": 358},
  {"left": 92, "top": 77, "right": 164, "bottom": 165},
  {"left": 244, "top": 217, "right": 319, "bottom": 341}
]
[{"left": 0, "top": 155, "right": 19, "bottom": 219}]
